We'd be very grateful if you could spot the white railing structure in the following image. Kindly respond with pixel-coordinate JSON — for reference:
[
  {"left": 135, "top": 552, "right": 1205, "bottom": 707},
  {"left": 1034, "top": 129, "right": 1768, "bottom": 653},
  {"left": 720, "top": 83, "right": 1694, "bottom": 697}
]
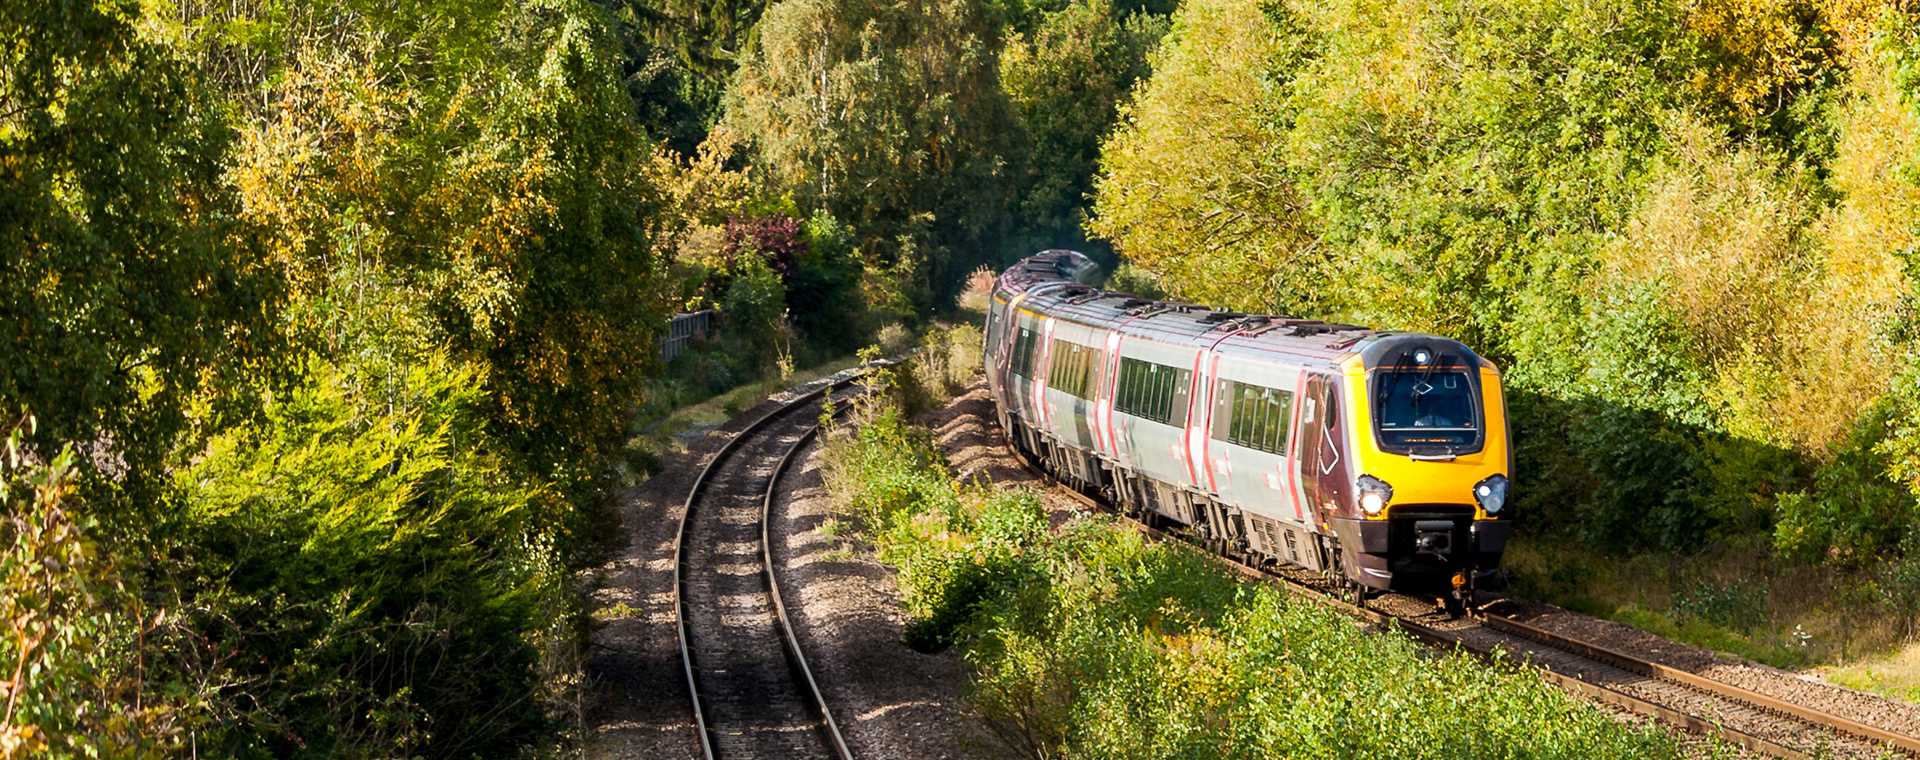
[{"left": 662, "top": 310, "right": 715, "bottom": 362}]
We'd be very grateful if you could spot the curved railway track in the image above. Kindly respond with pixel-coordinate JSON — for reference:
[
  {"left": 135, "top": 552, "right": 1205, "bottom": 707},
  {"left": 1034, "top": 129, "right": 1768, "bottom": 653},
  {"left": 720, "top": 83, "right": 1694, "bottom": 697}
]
[
  {"left": 674, "top": 376, "right": 862, "bottom": 760},
  {"left": 1000, "top": 433, "right": 1920, "bottom": 759}
]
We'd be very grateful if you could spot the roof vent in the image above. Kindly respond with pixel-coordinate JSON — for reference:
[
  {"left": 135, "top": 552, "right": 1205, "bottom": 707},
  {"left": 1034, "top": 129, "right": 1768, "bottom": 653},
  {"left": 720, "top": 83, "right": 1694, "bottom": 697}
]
[
  {"left": 1291, "top": 322, "right": 1366, "bottom": 337},
  {"left": 1128, "top": 301, "right": 1175, "bottom": 318}
]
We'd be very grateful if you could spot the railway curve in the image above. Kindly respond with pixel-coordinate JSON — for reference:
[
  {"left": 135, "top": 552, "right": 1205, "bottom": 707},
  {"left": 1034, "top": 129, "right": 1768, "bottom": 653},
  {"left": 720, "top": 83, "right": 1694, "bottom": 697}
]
[{"left": 673, "top": 375, "right": 863, "bottom": 760}]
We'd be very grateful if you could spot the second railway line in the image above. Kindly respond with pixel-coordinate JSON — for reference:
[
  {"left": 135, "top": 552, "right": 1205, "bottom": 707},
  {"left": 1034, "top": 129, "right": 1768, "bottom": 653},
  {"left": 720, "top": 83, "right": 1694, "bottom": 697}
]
[{"left": 674, "top": 376, "right": 863, "bottom": 760}]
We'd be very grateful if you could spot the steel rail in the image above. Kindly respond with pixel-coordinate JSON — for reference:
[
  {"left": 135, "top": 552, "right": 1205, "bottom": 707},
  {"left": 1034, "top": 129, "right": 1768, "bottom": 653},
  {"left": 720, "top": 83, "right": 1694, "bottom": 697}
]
[
  {"left": 1474, "top": 611, "right": 1920, "bottom": 756},
  {"left": 672, "top": 373, "right": 862, "bottom": 760},
  {"left": 996, "top": 434, "right": 1909, "bottom": 759},
  {"left": 763, "top": 400, "right": 855, "bottom": 760}
]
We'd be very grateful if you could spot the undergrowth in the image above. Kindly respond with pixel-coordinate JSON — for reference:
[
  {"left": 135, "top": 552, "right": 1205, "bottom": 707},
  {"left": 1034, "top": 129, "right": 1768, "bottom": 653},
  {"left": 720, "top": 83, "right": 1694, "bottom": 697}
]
[{"left": 819, "top": 384, "right": 1698, "bottom": 759}]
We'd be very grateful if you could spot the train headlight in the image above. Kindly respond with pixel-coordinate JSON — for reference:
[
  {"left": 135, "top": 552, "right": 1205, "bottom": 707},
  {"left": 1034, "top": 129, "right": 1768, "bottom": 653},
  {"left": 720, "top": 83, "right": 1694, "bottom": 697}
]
[
  {"left": 1356, "top": 475, "right": 1393, "bottom": 516},
  {"left": 1474, "top": 474, "right": 1509, "bottom": 515}
]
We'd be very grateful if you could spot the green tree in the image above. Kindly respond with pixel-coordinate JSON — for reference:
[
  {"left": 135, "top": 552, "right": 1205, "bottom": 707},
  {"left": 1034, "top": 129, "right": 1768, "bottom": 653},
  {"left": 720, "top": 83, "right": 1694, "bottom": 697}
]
[
  {"left": 791, "top": 211, "right": 869, "bottom": 351},
  {"left": 200, "top": 0, "right": 670, "bottom": 501},
  {"left": 178, "top": 356, "right": 561, "bottom": 756},
  {"left": 1001, "top": 0, "right": 1168, "bottom": 254},
  {"left": 1089, "top": 0, "right": 1323, "bottom": 313},
  {"left": 0, "top": 0, "right": 288, "bottom": 504},
  {"left": 725, "top": 0, "right": 1021, "bottom": 307}
]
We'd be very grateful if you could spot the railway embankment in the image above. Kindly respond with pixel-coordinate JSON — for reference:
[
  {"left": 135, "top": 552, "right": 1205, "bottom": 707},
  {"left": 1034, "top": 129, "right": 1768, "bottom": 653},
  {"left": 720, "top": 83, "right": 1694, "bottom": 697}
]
[
  {"left": 819, "top": 376, "right": 1688, "bottom": 758},
  {"left": 771, "top": 402, "right": 1005, "bottom": 758}
]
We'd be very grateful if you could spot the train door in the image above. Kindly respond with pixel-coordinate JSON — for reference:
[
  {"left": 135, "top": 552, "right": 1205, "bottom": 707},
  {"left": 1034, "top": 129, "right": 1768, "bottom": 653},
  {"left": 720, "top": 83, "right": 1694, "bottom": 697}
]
[
  {"left": 1299, "top": 374, "right": 1352, "bottom": 520},
  {"left": 1182, "top": 350, "right": 1213, "bottom": 491},
  {"left": 1096, "top": 331, "right": 1123, "bottom": 459},
  {"left": 985, "top": 296, "right": 1006, "bottom": 398},
  {"left": 1007, "top": 313, "right": 1042, "bottom": 423}
]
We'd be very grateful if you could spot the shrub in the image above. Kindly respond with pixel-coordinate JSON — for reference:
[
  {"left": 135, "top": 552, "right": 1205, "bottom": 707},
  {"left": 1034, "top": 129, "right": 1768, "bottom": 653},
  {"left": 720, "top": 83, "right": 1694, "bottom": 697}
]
[
  {"left": 177, "top": 358, "right": 567, "bottom": 756},
  {"left": 0, "top": 420, "right": 185, "bottom": 757},
  {"left": 903, "top": 323, "right": 987, "bottom": 413},
  {"left": 1775, "top": 395, "right": 1912, "bottom": 564},
  {"left": 957, "top": 265, "right": 999, "bottom": 317},
  {"left": 722, "top": 252, "right": 795, "bottom": 369},
  {"left": 791, "top": 212, "right": 870, "bottom": 352}
]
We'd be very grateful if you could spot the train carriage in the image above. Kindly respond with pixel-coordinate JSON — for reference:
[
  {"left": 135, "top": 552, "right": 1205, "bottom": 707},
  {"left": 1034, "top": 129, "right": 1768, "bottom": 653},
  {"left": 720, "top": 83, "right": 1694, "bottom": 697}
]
[{"left": 985, "top": 250, "right": 1514, "bottom": 611}]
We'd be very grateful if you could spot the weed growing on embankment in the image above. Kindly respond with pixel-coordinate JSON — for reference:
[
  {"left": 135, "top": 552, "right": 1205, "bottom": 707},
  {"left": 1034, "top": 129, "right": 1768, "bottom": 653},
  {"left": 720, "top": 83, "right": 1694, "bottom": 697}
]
[{"left": 819, "top": 387, "right": 1698, "bottom": 759}]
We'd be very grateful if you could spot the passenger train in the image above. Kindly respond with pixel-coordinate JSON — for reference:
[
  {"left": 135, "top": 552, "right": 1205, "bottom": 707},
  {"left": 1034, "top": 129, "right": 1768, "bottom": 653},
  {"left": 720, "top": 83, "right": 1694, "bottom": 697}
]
[{"left": 983, "top": 250, "right": 1513, "bottom": 612}]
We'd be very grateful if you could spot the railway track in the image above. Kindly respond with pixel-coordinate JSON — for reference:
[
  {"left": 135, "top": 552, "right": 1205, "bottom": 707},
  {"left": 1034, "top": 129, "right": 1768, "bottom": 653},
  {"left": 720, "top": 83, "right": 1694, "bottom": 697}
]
[
  {"left": 1001, "top": 438, "right": 1920, "bottom": 759},
  {"left": 674, "top": 375, "right": 862, "bottom": 760}
]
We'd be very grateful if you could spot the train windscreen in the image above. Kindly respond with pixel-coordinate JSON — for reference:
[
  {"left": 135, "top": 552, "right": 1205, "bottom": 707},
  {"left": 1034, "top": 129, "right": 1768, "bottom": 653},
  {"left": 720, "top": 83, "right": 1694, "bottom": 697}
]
[{"left": 1372, "top": 370, "right": 1478, "bottom": 451}]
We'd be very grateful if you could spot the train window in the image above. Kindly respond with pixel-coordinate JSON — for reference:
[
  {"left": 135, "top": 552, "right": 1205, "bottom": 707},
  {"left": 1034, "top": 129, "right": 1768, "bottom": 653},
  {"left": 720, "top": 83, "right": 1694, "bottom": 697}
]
[
  {"left": 1011, "top": 328, "right": 1039, "bottom": 378},
  {"left": 1372, "top": 369, "right": 1478, "bottom": 451},
  {"left": 1115, "top": 357, "right": 1190, "bottom": 426},
  {"left": 1047, "top": 339, "right": 1099, "bottom": 399},
  {"left": 1211, "top": 380, "right": 1292, "bottom": 455}
]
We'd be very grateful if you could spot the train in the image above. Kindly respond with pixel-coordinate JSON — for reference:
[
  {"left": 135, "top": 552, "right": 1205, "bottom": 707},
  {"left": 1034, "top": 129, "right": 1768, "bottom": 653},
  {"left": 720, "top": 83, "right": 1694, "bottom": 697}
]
[{"left": 983, "top": 250, "right": 1513, "bottom": 612}]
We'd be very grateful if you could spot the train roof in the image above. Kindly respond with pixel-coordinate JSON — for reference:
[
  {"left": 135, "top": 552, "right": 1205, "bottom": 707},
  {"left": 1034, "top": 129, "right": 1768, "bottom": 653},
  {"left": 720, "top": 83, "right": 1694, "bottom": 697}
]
[{"left": 997, "top": 250, "right": 1486, "bottom": 372}]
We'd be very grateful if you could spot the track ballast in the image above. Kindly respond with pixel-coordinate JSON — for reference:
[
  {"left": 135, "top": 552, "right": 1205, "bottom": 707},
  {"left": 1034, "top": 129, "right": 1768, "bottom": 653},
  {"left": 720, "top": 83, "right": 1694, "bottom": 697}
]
[{"left": 674, "top": 378, "right": 860, "bottom": 760}]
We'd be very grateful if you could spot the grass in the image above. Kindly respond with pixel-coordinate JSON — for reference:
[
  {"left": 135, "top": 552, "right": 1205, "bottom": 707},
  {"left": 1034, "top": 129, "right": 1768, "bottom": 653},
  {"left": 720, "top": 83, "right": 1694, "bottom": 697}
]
[
  {"left": 817, "top": 376, "right": 1698, "bottom": 759},
  {"left": 1822, "top": 642, "right": 1920, "bottom": 703},
  {"left": 590, "top": 602, "right": 643, "bottom": 622},
  {"left": 1503, "top": 535, "right": 1920, "bottom": 703},
  {"left": 623, "top": 354, "right": 864, "bottom": 478}
]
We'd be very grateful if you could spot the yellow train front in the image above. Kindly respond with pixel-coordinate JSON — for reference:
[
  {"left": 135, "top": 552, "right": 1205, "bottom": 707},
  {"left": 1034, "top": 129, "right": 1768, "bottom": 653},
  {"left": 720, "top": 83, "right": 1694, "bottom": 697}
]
[
  {"left": 984, "top": 250, "right": 1513, "bottom": 611},
  {"left": 1323, "top": 336, "right": 1512, "bottom": 605}
]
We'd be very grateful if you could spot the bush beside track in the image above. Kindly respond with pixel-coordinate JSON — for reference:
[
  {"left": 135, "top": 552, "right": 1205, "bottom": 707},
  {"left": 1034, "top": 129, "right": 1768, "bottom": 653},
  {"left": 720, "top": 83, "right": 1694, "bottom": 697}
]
[{"left": 818, "top": 376, "right": 1700, "bottom": 759}]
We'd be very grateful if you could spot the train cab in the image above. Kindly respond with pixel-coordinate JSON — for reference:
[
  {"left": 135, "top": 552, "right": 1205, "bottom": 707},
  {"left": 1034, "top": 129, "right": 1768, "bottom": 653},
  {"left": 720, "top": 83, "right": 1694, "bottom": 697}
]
[{"left": 1325, "top": 335, "right": 1512, "bottom": 599}]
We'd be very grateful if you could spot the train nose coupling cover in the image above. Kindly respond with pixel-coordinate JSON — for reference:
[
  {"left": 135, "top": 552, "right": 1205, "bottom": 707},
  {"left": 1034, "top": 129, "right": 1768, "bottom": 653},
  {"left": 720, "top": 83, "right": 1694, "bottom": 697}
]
[{"left": 1413, "top": 519, "right": 1454, "bottom": 555}]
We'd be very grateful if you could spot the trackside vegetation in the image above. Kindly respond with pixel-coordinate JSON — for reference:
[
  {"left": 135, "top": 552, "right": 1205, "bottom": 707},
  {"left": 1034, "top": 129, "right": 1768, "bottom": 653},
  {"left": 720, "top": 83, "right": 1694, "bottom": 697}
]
[
  {"left": 3, "top": 0, "right": 1179, "bottom": 753},
  {"left": 1091, "top": 0, "right": 1920, "bottom": 676},
  {"left": 818, "top": 378, "right": 1695, "bottom": 759}
]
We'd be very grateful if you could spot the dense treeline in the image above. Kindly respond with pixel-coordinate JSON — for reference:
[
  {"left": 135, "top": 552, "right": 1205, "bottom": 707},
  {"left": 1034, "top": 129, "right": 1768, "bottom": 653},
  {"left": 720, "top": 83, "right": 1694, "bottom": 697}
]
[
  {"left": 1092, "top": 0, "right": 1920, "bottom": 628},
  {"left": 6, "top": 0, "right": 666, "bottom": 753},
  {"left": 2, "top": 0, "right": 1173, "bottom": 755},
  {"left": 39, "top": 0, "right": 1918, "bottom": 750}
]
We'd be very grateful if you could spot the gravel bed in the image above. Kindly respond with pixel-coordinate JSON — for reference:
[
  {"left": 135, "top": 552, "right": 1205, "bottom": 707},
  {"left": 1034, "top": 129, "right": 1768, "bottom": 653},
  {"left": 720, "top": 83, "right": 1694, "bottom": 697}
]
[
  {"left": 1441, "top": 618, "right": 1889, "bottom": 758},
  {"left": 584, "top": 377, "right": 856, "bottom": 759},
  {"left": 924, "top": 383, "right": 1083, "bottom": 525},
  {"left": 771, "top": 429, "right": 1006, "bottom": 759}
]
